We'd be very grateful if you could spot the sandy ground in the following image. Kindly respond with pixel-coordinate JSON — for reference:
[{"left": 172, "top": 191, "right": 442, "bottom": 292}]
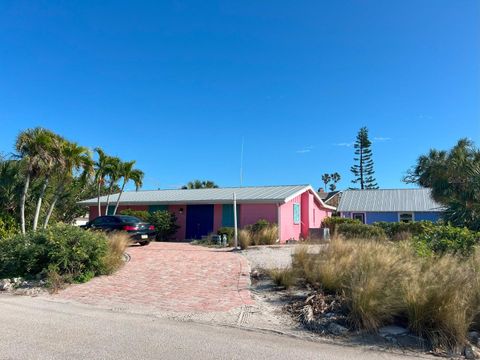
[{"left": 240, "top": 244, "right": 325, "bottom": 270}]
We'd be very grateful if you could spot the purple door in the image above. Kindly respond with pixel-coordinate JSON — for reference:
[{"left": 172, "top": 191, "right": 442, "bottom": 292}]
[{"left": 185, "top": 205, "right": 214, "bottom": 240}]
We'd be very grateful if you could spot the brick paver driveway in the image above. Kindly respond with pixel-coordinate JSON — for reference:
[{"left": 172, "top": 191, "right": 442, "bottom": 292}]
[{"left": 52, "top": 243, "right": 253, "bottom": 313}]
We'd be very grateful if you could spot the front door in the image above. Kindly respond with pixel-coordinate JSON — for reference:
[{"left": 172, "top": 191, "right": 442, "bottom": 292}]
[{"left": 185, "top": 205, "right": 214, "bottom": 240}]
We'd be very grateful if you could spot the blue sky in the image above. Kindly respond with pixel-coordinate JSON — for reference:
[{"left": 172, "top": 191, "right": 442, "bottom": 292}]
[{"left": 0, "top": 1, "right": 479, "bottom": 191}]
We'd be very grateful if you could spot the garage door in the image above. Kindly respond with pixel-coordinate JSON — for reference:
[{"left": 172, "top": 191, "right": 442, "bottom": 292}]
[{"left": 185, "top": 205, "right": 214, "bottom": 240}]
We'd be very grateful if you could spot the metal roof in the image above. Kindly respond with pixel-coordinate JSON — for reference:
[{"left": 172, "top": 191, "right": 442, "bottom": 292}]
[
  {"left": 337, "top": 188, "right": 444, "bottom": 212},
  {"left": 79, "top": 185, "right": 333, "bottom": 206}
]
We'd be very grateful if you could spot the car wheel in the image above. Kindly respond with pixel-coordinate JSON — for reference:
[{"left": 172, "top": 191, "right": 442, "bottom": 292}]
[{"left": 139, "top": 241, "right": 150, "bottom": 246}]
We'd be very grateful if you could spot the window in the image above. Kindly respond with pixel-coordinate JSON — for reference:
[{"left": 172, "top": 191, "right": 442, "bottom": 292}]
[
  {"left": 352, "top": 213, "right": 365, "bottom": 224},
  {"left": 293, "top": 203, "right": 300, "bottom": 224},
  {"left": 399, "top": 213, "right": 413, "bottom": 223}
]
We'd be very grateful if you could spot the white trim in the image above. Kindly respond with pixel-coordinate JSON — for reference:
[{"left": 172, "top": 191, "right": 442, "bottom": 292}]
[
  {"left": 398, "top": 212, "right": 414, "bottom": 222},
  {"left": 284, "top": 185, "right": 336, "bottom": 210},
  {"left": 277, "top": 203, "right": 282, "bottom": 242}
]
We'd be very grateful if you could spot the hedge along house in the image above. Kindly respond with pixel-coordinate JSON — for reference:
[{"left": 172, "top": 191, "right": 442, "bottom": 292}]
[
  {"left": 337, "top": 188, "right": 444, "bottom": 224},
  {"left": 79, "top": 185, "right": 335, "bottom": 243}
]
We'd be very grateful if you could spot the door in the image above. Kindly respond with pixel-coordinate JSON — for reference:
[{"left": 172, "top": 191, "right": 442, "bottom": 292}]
[{"left": 185, "top": 205, "right": 214, "bottom": 240}]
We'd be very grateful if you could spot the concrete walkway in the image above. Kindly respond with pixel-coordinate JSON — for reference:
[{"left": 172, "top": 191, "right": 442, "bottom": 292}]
[{"left": 51, "top": 242, "right": 253, "bottom": 313}]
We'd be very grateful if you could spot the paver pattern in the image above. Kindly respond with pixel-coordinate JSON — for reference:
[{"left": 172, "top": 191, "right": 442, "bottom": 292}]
[{"left": 52, "top": 243, "right": 253, "bottom": 312}]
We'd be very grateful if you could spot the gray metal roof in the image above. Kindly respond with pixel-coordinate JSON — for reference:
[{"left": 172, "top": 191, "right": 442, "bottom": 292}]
[
  {"left": 337, "top": 188, "right": 444, "bottom": 212},
  {"left": 79, "top": 185, "right": 315, "bottom": 206}
]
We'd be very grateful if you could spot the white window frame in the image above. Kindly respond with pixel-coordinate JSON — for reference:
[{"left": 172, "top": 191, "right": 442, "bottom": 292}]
[
  {"left": 352, "top": 212, "right": 366, "bottom": 224},
  {"left": 398, "top": 212, "right": 414, "bottom": 223}
]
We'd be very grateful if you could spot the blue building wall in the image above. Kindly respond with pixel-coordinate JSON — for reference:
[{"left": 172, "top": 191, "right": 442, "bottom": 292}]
[
  {"left": 414, "top": 212, "right": 442, "bottom": 222},
  {"left": 341, "top": 211, "right": 442, "bottom": 224}
]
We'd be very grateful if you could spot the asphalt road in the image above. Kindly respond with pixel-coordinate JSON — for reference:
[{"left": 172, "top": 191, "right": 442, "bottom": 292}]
[{"left": 0, "top": 295, "right": 424, "bottom": 360}]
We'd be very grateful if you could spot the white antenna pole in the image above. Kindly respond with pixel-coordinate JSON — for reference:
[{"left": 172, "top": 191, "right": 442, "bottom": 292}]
[
  {"left": 240, "top": 137, "right": 244, "bottom": 187},
  {"left": 233, "top": 192, "right": 238, "bottom": 249}
]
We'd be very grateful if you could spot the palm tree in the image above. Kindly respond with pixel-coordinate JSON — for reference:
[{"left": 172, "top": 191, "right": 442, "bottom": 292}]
[
  {"left": 181, "top": 180, "right": 218, "bottom": 189},
  {"left": 321, "top": 173, "right": 331, "bottom": 190},
  {"left": 103, "top": 156, "right": 122, "bottom": 215},
  {"left": 15, "top": 128, "right": 57, "bottom": 234},
  {"left": 32, "top": 132, "right": 64, "bottom": 231},
  {"left": 113, "top": 161, "right": 144, "bottom": 215},
  {"left": 94, "top": 148, "right": 110, "bottom": 217},
  {"left": 43, "top": 141, "right": 93, "bottom": 228}
]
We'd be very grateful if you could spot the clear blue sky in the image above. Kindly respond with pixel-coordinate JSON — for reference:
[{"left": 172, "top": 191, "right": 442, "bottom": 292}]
[{"left": 1, "top": 1, "right": 479, "bottom": 191}]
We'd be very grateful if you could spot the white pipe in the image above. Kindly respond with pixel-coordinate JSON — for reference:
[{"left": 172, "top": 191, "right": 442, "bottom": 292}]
[{"left": 233, "top": 192, "right": 238, "bottom": 249}]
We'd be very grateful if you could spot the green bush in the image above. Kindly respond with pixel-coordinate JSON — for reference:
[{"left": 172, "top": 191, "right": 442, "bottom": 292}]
[
  {"left": 119, "top": 209, "right": 150, "bottom": 221},
  {"left": 0, "top": 224, "right": 122, "bottom": 283},
  {"left": 217, "top": 227, "right": 234, "bottom": 241},
  {"left": 373, "top": 221, "right": 436, "bottom": 240},
  {"left": 413, "top": 224, "right": 480, "bottom": 256},
  {"left": 120, "top": 209, "right": 179, "bottom": 241},
  {"left": 0, "top": 214, "right": 19, "bottom": 239},
  {"left": 337, "top": 223, "right": 386, "bottom": 240},
  {"left": 322, "top": 217, "right": 361, "bottom": 234},
  {"left": 148, "top": 210, "right": 180, "bottom": 241}
]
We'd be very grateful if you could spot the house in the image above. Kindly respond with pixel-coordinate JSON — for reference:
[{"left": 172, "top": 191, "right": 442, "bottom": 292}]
[
  {"left": 318, "top": 190, "right": 341, "bottom": 208},
  {"left": 79, "top": 185, "right": 335, "bottom": 243},
  {"left": 337, "top": 188, "right": 443, "bottom": 224}
]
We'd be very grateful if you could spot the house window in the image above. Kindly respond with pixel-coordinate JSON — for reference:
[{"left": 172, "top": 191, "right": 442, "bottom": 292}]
[
  {"left": 399, "top": 213, "right": 414, "bottom": 223},
  {"left": 352, "top": 213, "right": 365, "bottom": 224},
  {"left": 293, "top": 203, "right": 300, "bottom": 224}
]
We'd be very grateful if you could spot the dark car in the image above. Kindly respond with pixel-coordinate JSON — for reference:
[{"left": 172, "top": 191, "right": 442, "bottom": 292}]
[{"left": 82, "top": 215, "right": 156, "bottom": 246}]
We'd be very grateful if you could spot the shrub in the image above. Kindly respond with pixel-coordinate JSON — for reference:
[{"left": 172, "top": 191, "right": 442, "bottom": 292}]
[
  {"left": 337, "top": 223, "right": 386, "bottom": 240},
  {"left": 322, "top": 217, "right": 361, "bottom": 235},
  {"left": 0, "top": 224, "right": 125, "bottom": 283},
  {"left": 268, "top": 267, "right": 296, "bottom": 289},
  {"left": 373, "top": 221, "right": 436, "bottom": 240},
  {"left": 119, "top": 209, "right": 150, "bottom": 221},
  {"left": 217, "top": 227, "right": 234, "bottom": 242},
  {"left": 148, "top": 210, "right": 180, "bottom": 241},
  {"left": 0, "top": 214, "right": 19, "bottom": 239},
  {"left": 249, "top": 219, "right": 270, "bottom": 234},
  {"left": 120, "top": 209, "right": 180, "bottom": 241},
  {"left": 413, "top": 224, "right": 479, "bottom": 256}
]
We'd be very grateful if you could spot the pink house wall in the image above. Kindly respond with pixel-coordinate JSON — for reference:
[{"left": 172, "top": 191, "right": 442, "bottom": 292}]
[
  {"left": 279, "top": 195, "right": 302, "bottom": 242},
  {"left": 213, "top": 204, "right": 222, "bottom": 231},
  {"left": 239, "top": 204, "right": 278, "bottom": 227}
]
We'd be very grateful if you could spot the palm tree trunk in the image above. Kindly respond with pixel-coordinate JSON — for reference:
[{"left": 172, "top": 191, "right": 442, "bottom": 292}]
[
  {"left": 105, "top": 190, "right": 111, "bottom": 216},
  {"left": 43, "top": 183, "right": 63, "bottom": 229},
  {"left": 33, "top": 177, "right": 49, "bottom": 231},
  {"left": 97, "top": 181, "right": 102, "bottom": 217},
  {"left": 113, "top": 181, "right": 126, "bottom": 215},
  {"left": 20, "top": 172, "right": 31, "bottom": 234}
]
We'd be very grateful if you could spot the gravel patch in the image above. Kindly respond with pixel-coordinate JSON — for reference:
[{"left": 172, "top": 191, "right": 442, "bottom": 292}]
[{"left": 241, "top": 244, "right": 326, "bottom": 270}]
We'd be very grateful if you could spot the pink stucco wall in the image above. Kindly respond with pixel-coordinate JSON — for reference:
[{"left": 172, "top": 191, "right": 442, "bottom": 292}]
[
  {"left": 280, "top": 195, "right": 302, "bottom": 242},
  {"left": 239, "top": 204, "right": 278, "bottom": 227},
  {"left": 168, "top": 205, "right": 187, "bottom": 241},
  {"left": 278, "top": 191, "right": 333, "bottom": 242},
  {"left": 213, "top": 204, "right": 222, "bottom": 231}
]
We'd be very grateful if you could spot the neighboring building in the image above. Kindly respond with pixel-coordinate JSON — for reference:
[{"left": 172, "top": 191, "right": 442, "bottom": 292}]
[
  {"left": 79, "top": 185, "right": 335, "bottom": 243},
  {"left": 318, "top": 190, "right": 341, "bottom": 208},
  {"left": 337, "top": 188, "right": 443, "bottom": 224}
]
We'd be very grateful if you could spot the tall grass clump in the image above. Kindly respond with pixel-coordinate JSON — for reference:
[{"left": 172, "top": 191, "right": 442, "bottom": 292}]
[
  {"left": 292, "top": 237, "right": 480, "bottom": 349},
  {"left": 103, "top": 232, "right": 130, "bottom": 274},
  {"left": 238, "top": 229, "right": 251, "bottom": 249},
  {"left": 268, "top": 267, "right": 296, "bottom": 289}
]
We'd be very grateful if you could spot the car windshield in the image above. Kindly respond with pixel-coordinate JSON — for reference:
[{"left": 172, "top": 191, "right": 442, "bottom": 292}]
[{"left": 117, "top": 216, "right": 142, "bottom": 223}]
